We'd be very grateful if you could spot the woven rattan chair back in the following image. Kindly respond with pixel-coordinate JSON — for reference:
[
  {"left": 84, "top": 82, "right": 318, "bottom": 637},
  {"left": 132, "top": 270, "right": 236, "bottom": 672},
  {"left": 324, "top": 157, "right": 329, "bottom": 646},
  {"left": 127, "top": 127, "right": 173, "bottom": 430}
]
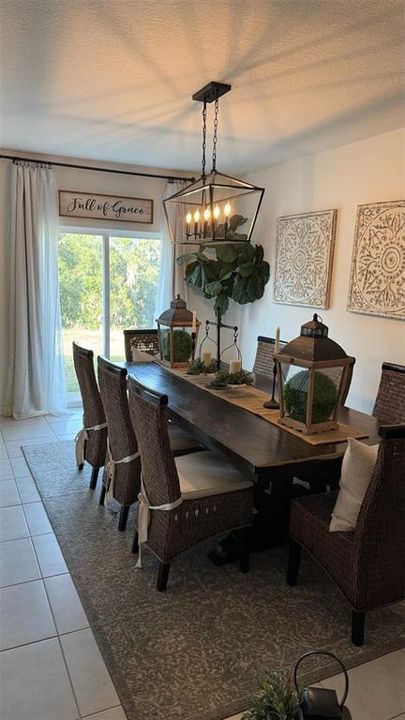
[
  {"left": 355, "top": 424, "right": 405, "bottom": 606},
  {"left": 127, "top": 376, "right": 181, "bottom": 507},
  {"left": 253, "top": 336, "right": 287, "bottom": 378},
  {"left": 72, "top": 342, "right": 107, "bottom": 468},
  {"left": 97, "top": 357, "right": 140, "bottom": 507},
  {"left": 124, "top": 329, "right": 159, "bottom": 362},
  {"left": 372, "top": 362, "right": 405, "bottom": 424}
]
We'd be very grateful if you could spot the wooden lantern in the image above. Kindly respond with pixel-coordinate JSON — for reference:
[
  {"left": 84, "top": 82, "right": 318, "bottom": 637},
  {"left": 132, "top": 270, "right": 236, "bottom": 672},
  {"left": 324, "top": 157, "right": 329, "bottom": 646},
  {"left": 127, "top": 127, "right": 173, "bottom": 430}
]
[
  {"left": 156, "top": 295, "right": 200, "bottom": 368},
  {"left": 275, "top": 314, "right": 355, "bottom": 435}
]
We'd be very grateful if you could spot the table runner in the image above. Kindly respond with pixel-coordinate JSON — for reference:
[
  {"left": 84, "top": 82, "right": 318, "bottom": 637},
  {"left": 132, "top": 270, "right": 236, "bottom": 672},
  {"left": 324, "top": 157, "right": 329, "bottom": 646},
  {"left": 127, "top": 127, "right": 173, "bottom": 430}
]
[{"left": 162, "top": 365, "right": 368, "bottom": 446}]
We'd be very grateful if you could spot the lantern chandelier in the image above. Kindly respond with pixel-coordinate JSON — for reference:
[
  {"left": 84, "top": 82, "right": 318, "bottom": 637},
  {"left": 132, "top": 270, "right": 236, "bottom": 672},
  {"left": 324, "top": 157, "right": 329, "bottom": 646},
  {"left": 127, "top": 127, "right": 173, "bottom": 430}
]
[{"left": 163, "top": 81, "right": 265, "bottom": 245}]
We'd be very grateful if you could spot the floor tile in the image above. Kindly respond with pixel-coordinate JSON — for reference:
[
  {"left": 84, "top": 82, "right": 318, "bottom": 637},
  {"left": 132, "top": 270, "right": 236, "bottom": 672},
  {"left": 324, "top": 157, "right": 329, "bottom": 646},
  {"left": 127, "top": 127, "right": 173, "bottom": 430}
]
[
  {"left": 0, "top": 479, "right": 21, "bottom": 507},
  {"left": 0, "top": 416, "right": 48, "bottom": 428},
  {"left": 0, "top": 537, "right": 40, "bottom": 587},
  {"left": 0, "top": 441, "right": 8, "bottom": 459},
  {"left": 0, "top": 579, "right": 56, "bottom": 650},
  {"left": 0, "top": 637, "right": 79, "bottom": 720},
  {"left": 0, "top": 458, "right": 14, "bottom": 480},
  {"left": 2, "top": 424, "right": 56, "bottom": 442},
  {"left": 324, "top": 650, "right": 405, "bottom": 720},
  {"left": 52, "top": 420, "right": 82, "bottom": 438},
  {"left": 10, "top": 455, "right": 32, "bottom": 478},
  {"left": 6, "top": 438, "right": 48, "bottom": 458},
  {"left": 60, "top": 628, "right": 120, "bottom": 717},
  {"left": 82, "top": 707, "right": 127, "bottom": 719},
  {"left": 0, "top": 505, "right": 29, "bottom": 541},
  {"left": 45, "top": 574, "right": 89, "bottom": 634},
  {"left": 15, "top": 476, "right": 41, "bottom": 503},
  {"left": 32, "top": 532, "right": 68, "bottom": 576},
  {"left": 47, "top": 412, "right": 82, "bottom": 424},
  {"left": 23, "top": 501, "right": 53, "bottom": 535}
]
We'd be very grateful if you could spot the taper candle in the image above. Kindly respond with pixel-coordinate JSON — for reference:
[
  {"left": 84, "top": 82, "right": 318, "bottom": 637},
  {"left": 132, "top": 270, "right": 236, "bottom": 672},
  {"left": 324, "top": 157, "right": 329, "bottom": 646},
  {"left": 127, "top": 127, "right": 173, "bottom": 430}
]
[
  {"left": 192, "top": 311, "right": 196, "bottom": 333},
  {"left": 274, "top": 326, "right": 280, "bottom": 354}
]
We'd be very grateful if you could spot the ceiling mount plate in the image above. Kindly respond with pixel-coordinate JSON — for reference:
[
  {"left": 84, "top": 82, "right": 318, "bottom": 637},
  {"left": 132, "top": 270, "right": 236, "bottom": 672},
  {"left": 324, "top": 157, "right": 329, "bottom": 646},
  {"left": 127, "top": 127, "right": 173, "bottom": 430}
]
[{"left": 192, "top": 81, "right": 231, "bottom": 104}]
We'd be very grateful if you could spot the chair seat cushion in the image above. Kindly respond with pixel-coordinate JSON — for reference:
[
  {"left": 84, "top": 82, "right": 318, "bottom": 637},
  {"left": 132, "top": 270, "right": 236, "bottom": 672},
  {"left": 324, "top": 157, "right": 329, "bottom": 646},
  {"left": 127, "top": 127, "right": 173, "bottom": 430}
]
[
  {"left": 168, "top": 423, "right": 201, "bottom": 453},
  {"left": 175, "top": 451, "right": 253, "bottom": 500}
]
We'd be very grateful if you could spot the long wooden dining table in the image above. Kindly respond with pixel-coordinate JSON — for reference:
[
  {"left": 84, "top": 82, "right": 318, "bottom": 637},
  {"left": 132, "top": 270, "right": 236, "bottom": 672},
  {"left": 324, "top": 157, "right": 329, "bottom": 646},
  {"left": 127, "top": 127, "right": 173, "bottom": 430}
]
[{"left": 124, "top": 359, "right": 380, "bottom": 558}]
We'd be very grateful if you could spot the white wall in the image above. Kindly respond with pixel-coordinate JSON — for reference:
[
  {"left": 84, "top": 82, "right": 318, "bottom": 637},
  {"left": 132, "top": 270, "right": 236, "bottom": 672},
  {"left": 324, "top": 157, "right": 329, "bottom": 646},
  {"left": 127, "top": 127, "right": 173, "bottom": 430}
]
[{"left": 238, "top": 127, "right": 405, "bottom": 413}]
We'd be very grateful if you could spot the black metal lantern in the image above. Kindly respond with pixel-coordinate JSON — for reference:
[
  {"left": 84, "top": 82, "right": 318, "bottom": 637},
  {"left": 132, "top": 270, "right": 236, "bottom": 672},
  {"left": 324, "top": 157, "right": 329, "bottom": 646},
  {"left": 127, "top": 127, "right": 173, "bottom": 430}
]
[
  {"left": 294, "top": 651, "right": 352, "bottom": 719},
  {"left": 163, "top": 81, "right": 264, "bottom": 246},
  {"left": 275, "top": 314, "right": 355, "bottom": 435},
  {"left": 156, "top": 295, "right": 200, "bottom": 368}
]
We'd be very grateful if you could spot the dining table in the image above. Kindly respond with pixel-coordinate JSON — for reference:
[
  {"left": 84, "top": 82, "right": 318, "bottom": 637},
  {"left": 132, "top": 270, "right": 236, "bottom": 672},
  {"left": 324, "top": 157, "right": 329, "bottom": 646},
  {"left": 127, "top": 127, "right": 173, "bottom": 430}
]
[{"left": 124, "top": 358, "right": 380, "bottom": 560}]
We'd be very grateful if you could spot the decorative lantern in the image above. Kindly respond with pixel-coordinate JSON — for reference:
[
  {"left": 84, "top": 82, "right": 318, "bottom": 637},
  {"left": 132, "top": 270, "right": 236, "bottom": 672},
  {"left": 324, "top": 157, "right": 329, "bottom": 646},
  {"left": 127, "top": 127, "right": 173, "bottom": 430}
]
[
  {"left": 163, "top": 81, "right": 264, "bottom": 246},
  {"left": 156, "top": 295, "right": 200, "bottom": 368},
  {"left": 275, "top": 314, "right": 355, "bottom": 435},
  {"left": 294, "top": 651, "right": 351, "bottom": 719}
]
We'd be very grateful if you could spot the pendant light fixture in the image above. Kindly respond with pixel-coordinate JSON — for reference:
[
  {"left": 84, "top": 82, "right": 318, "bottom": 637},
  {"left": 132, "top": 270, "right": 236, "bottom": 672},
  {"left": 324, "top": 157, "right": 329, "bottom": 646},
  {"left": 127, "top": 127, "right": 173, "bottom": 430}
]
[{"left": 164, "top": 81, "right": 265, "bottom": 245}]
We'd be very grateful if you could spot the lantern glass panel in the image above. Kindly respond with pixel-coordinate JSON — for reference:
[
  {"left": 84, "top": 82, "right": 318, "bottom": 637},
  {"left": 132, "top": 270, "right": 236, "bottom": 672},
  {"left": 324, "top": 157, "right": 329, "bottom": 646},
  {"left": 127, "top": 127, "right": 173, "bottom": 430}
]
[
  {"left": 159, "top": 326, "right": 194, "bottom": 365},
  {"left": 280, "top": 363, "right": 341, "bottom": 425}
]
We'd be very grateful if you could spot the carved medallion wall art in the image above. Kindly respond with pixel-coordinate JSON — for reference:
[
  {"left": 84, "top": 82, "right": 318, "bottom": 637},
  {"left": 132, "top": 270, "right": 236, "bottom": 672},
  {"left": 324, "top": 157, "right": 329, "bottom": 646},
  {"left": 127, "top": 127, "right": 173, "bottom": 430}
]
[
  {"left": 347, "top": 200, "right": 405, "bottom": 320},
  {"left": 274, "top": 209, "right": 337, "bottom": 308}
]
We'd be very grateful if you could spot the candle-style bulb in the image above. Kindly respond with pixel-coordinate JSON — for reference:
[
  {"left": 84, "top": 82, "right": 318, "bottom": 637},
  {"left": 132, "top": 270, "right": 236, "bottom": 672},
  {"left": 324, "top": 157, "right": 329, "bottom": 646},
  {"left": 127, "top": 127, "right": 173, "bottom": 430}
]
[
  {"left": 213, "top": 205, "right": 220, "bottom": 219},
  {"left": 224, "top": 203, "right": 231, "bottom": 217},
  {"left": 194, "top": 210, "right": 200, "bottom": 222},
  {"left": 203, "top": 208, "right": 210, "bottom": 220},
  {"left": 186, "top": 212, "right": 192, "bottom": 224}
]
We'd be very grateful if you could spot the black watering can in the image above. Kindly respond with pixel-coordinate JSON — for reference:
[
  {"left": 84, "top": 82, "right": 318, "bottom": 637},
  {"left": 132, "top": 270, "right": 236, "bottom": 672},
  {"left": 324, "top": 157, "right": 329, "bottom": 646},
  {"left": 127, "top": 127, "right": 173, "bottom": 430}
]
[{"left": 294, "top": 651, "right": 352, "bottom": 719}]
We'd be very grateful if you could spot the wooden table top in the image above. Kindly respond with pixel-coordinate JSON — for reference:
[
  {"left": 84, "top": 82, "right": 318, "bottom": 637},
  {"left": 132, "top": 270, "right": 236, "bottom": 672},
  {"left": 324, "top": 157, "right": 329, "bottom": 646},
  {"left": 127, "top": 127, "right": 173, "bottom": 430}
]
[{"left": 124, "top": 360, "right": 379, "bottom": 479}]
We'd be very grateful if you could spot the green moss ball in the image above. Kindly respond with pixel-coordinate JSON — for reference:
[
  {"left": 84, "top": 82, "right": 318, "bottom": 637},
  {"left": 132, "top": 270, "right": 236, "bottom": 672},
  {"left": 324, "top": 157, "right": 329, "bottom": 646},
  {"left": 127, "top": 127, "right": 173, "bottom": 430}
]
[
  {"left": 284, "top": 369, "right": 338, "bottom": 424},
  {"left": 161, "top": 329, "right": 193, "bottom": 362}
]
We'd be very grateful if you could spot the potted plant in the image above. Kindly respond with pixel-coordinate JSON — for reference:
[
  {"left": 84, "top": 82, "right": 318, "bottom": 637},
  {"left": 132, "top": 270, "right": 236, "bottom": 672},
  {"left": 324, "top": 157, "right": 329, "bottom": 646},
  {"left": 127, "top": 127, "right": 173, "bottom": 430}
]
[
  {"left": 177, "top": 240, "right": 270, "bottom": 316},
  {"left": 241, "top": 671, "right": 301, "bottom": 720}
]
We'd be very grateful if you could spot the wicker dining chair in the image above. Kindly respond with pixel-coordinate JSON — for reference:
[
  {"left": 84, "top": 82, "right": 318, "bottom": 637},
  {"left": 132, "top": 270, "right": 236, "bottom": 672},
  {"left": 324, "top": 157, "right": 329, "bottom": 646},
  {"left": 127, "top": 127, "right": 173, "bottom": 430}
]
[
  {"left": 287, "top": 424, "right": 405, "bottom": 646},
  {"left": 97, "top": 356, "right": 142, "bottom": 531},
  {"left": 124, "top": 328, "right": 159, "bottom": 362},
  {"left": 72, "top": 343, "right": 108, "bottom": 490},
  {"left": 127, "top": 376, "right": 254, "bottom": 591},
  {"left": 252, "top": 335, "right": 287, "bottom": 379},
  {"left": 372, "top": 362, "right": 405, "bottom": 424}
]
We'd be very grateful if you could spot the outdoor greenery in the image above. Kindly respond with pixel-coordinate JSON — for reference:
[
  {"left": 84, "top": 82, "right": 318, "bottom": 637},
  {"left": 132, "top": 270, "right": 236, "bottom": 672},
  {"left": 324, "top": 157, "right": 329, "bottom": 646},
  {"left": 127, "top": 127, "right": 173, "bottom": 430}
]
[
  {"left": 284, "top": 370, "right": 338, "bottom": 423},
  {"left": 58, "top": 233, "right": 160, "bottom": 330},
  {"left": 177, "top": 242, "right": 270, "bottom": 316}
]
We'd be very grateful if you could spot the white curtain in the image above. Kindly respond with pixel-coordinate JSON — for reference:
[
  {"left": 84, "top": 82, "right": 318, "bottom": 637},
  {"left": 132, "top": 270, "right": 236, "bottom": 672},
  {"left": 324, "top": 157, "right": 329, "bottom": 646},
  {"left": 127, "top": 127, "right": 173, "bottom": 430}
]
[
  {"left": 5, "top": 162, "right": 67, "bottom": 418},
  {"left": 154, "top": 180, "right": 188, "bottom": 320}
]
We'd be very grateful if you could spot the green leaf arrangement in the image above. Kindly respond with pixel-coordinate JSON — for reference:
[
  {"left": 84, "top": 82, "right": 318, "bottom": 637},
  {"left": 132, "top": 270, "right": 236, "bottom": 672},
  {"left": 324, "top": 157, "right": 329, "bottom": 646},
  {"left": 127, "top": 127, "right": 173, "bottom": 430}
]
[
  {"left": 215, "top": 368, "right": 254, "bottom": 385},
  {"left": 176, "top": 234, "right": 270, "bottom": 316},
  {"left": 241, "top": 670, "right": 301, "bottom": 720},
  {"left": 186, "top": 358, "right": 217, "bottom": 375},
  {"left": 284, "top": 370, "right": 338, "bottom": 424}
]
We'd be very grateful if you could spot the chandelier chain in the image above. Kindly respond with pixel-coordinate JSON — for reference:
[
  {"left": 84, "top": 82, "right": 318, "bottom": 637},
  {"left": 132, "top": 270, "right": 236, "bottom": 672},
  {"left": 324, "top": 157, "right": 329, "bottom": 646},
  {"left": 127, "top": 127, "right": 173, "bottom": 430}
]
[
  {"left": 212, "top": 98, "right": 219, "bottom": 172},
  {"left": 201, "top": 101, "right": 207, "bottom": 180}
]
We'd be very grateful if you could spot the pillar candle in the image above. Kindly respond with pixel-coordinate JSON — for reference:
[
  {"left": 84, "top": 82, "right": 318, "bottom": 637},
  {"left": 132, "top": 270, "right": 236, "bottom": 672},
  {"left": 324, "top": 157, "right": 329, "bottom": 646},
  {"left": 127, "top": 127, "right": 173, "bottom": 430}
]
[
  {"left": 202, "top": 351, "right": 212, "bottom": 366},
  {"left": 229, "top": 359, "right": 241, "bottom": 374},
  {"left": 274, "top": 326, "right": 280, "bottom": 354}
]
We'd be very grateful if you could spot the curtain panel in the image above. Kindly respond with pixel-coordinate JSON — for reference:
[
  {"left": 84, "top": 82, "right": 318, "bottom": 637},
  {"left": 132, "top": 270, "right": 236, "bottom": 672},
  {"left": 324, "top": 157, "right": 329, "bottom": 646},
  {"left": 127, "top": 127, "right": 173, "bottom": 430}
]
[{"left": 4, "top": 162, "right": 66, "bottom": 418}]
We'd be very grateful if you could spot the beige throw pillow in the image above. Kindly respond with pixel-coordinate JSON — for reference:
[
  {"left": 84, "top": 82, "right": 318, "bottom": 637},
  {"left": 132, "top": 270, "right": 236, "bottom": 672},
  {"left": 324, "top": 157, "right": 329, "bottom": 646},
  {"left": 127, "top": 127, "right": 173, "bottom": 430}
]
[{"left": 330, "top": 437, "right": 379, "bottom": 532}]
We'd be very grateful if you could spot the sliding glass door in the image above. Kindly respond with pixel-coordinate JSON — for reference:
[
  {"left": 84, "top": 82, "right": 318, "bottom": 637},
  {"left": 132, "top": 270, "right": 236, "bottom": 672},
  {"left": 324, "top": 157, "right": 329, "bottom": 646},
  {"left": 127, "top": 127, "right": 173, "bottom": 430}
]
[{"left": 58, "top": 230, "right": 160, "bottom": 402}]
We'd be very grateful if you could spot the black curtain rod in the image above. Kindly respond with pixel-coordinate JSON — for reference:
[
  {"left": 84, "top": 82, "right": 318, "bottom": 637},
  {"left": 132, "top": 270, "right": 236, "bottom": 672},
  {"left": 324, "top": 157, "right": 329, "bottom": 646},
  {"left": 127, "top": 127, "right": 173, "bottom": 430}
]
[{"left": 0, "top": 154, "right": 195, "bottom": 183}]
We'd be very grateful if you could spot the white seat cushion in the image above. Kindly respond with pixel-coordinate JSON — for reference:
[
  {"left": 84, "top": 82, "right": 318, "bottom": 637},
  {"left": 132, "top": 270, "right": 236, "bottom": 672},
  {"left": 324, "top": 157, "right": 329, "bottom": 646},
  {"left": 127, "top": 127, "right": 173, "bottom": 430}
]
[
  {"left": 168, "top": 424, "right": 200, "bottom": 452},
  {"left": 330, "top": 437, "right": 379, "bottom": 532},
  {"left": 175, "top": 451, "right": 253, "bottom": 500}
]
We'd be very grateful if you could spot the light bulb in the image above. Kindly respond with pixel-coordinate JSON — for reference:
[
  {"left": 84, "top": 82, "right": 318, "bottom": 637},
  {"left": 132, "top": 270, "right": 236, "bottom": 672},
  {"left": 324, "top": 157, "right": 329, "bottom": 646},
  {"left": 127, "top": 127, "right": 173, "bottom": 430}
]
[
  {"left": 186, "top": 212, "right": 192, "bottom": 224},
  {"left": 203, "top": 208, "right": 211, "bottom": 220},
  {"left": 194, "top": 210, "right": 200, "bottom": 222},
  {"left": 213, "top": 205, "right": 220, "bottom": 219},
  {"left": 224, "top": 203, "right": 231, "bottom": 217}
]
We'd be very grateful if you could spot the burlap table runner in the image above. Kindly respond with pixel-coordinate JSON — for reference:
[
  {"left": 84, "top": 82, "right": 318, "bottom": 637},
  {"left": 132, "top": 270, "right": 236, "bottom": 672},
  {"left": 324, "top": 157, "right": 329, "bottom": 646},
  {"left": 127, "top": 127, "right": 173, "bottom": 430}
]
[{"left": 163, "top": 365, "right": 368, "bottom": 446}]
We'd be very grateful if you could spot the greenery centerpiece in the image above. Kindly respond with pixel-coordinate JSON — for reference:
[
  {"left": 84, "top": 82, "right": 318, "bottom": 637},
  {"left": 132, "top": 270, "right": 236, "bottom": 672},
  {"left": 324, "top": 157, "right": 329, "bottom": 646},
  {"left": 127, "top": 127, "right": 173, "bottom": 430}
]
[{"left": 284, "top": 370, "right": 338, "bottom": 424}]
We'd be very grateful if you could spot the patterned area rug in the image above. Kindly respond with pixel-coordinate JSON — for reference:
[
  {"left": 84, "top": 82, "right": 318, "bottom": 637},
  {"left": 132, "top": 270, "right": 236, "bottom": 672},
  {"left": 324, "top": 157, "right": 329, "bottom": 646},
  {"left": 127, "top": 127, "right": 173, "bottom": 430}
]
[{"left": 23, "top": 441, "right": 405, "bottom": 720}]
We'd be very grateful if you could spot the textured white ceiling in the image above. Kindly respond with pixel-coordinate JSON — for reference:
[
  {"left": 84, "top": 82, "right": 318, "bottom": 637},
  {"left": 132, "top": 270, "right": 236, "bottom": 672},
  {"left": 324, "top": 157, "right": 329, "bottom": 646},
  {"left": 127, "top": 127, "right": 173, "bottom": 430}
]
[{"left": 1, "top": 0, "right": 404, "bottom": 173}]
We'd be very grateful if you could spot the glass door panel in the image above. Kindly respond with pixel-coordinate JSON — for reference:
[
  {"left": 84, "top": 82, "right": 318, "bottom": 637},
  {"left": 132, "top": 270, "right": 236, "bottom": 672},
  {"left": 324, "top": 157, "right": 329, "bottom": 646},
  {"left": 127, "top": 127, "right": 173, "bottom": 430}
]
[{"left": 58, "top": 233, "right": 103, "bottom": 402}]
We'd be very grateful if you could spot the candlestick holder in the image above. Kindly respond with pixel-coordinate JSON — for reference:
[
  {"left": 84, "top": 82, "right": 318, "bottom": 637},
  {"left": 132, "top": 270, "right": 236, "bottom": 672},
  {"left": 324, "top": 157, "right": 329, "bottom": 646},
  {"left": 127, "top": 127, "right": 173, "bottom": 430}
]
[
  {"left": 191, "top": 332, "right": 196, "bottom": 362},
  {"left": 263, "top": 359, "right": 279, "bottom": 409}
]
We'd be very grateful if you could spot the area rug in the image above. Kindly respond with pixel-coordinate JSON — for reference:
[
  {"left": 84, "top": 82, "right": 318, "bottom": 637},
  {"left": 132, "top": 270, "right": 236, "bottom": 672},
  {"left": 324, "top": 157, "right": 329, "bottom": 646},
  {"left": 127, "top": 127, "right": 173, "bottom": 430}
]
[{"left": 23, "top": 441, "right": 405, "bottom": 720}]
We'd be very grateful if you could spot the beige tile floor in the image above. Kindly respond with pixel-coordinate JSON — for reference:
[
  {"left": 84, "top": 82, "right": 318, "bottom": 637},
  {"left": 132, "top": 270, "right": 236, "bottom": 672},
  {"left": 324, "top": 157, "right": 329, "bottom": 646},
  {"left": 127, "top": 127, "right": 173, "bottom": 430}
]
[{"left": 0, "top": 413, "right": 404, "bottom": 720}]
